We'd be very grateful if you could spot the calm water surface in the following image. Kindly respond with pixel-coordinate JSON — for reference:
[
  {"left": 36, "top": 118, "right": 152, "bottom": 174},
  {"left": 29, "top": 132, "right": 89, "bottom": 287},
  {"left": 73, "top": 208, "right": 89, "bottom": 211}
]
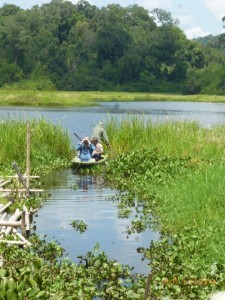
[
  {"left": 2, "top": 102, "right": 225, "bottom": 274},
  {"left": 34, "top": 170, "right": 159, "bottom": 274},
  {"left": 1, "top": 101, "right": 225, "bottom": 139}
]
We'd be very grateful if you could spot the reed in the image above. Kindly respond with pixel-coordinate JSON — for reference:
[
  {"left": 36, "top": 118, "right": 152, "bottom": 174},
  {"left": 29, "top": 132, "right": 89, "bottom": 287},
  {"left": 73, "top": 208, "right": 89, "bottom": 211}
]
[
  {"left": 0, "top": 118, "right": 73, "bottom": 174},
  {"left": 107, "top": 116, "right": 225, "bottom": 161},
  {"left": 157, "top": 161, "right": 225, "bottom": 262},
  {"left": 106, "top": 116, "right": 225, "bottom": 265}
]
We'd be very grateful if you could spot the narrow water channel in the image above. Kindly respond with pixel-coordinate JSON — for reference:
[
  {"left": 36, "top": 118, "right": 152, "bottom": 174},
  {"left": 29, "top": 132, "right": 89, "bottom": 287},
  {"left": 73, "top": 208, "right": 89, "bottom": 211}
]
[{"left": 34, "top": 169, "right": 160, "bottom": 274}]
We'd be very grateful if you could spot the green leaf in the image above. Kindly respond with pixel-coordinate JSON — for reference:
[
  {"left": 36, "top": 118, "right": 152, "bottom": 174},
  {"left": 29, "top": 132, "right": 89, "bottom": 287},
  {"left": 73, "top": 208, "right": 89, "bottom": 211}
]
[
  {"left": 6, "top": 290, "right": 17, "bottom": 300},
  {"left": 7, "top": 277, "right": 16, "bottom": 290},
  {"left": 36, "top": 290, "right": 46, "bottom": 298},
  {"left": 0, "top": 268, "right": 7, "bottom": 278},
  {"left": 17, "top": 280, "right": 26, "bottom": 291},
  {"left": 27, "top": 288, "right": 39, "bottom": 298},
  {"left": 28, "top": 277, "right": 37, "bottom": 288}
]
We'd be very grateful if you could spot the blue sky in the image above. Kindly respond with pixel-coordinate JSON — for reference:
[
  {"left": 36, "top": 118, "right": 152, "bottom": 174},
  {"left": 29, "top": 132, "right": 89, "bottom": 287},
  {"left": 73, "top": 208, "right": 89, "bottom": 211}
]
[{"left": 1, "top": 0, "right": 225, "bottom": 39}]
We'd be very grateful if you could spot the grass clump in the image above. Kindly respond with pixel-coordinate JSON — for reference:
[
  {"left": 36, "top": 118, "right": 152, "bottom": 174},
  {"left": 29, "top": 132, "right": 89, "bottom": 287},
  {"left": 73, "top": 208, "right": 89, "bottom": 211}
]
[
  {"left": 103, "top": 116, "right": 225, "bottom": 299},
  {"left": 107, "top": 117, "right": 225, "bottom": 161},
  {"left": 0, "top": 118, "right": 73, "bottom": 175}
]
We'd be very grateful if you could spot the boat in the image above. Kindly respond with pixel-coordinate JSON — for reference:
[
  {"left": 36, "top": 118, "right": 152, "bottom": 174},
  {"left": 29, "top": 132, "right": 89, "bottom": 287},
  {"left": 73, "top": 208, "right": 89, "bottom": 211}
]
[{"left": 71, "top": 154, "right": 108, "bottom": 169}]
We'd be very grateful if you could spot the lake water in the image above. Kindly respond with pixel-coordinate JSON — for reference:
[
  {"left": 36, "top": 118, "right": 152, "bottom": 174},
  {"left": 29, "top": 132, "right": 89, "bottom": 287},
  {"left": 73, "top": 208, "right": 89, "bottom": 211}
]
[
  {"left": 1, "top": 101, "right": 225, "bottom": 140},
  {"left": 1, "top": 101, "right": 225, "bottom": 274},
  {"left": 34, "top": 169, "right": 159, "bottom": 274}
]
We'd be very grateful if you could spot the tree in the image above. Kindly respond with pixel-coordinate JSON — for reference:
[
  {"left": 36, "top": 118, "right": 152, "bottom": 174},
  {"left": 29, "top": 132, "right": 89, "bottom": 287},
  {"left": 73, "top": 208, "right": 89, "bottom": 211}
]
[
  {"left": 151, "top": 8, "right": 179, "bottom": 27},
  {"left": 96, "top": 25, "right": 132, "bottom": 65}
]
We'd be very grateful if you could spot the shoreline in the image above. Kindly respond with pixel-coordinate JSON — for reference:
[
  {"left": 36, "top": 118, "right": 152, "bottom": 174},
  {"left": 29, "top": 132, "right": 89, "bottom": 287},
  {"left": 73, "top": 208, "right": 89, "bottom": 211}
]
[{"left": 0, "top": 90, "right": 225, "bottom": 107}]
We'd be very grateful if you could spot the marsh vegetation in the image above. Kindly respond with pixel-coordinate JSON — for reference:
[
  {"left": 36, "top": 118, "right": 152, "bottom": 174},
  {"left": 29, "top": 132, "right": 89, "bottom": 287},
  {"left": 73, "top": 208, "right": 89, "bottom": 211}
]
[
  {"left": 103, "top": 117, "right": 225, "bottom": 299},
  {"left": 1, "top": 90, "right": 225, "bottom": 107},
  {"left": 1, "top": 117, "right": 225, "bottom": 299}
]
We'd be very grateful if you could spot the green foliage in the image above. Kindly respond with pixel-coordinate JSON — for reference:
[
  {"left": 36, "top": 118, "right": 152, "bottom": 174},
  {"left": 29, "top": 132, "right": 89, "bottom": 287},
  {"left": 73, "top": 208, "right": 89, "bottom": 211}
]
[
  {"left": 194, "top": 34, "right": 216, "bottom": 46},
  {"left": 107, "top": 116, "right": 225, "bottom": 161},
  {"left": 144, "top": 227, "right": 224, "bottom": 299},
  {"left": 0, "top": 236, "right": 146, "bottom": 299},
  {"left": 200, "top": 64, "right": 225, "bottom": 95},
  {"left": 1, "top": 0, "right": 223, "bottom": 93},
  {"left": 70, "top": 219, "right": 87, "bottom": 233},
  {"left": 100, "top": 118, "right": 225, "bottom": 298},
  {"left": 185, "top": 63, "right": 225, "bottom": 95},
  {"left": 104, "top": 148, "right": 192, "bottom": 192},
  {"left": 0, "top": 118, "right": 73, "bottom": 174}
]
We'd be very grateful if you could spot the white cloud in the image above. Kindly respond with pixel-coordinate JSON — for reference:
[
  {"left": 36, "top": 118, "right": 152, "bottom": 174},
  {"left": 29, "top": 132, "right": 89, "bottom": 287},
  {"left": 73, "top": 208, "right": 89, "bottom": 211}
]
[
  {"left": 201, "top": 0, "right": 225, "bottom": 20},
  {"left": 175, "top": 14, "right": 201, "bottom": 37},
  {"left": 185, "top": 26, "right": 210, "bottom": 39}
]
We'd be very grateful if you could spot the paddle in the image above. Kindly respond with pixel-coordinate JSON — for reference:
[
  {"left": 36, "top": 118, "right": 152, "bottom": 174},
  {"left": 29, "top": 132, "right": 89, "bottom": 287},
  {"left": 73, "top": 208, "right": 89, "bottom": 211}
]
[{"left": 73, "top": 132, "right": 82, "bottom": 141}]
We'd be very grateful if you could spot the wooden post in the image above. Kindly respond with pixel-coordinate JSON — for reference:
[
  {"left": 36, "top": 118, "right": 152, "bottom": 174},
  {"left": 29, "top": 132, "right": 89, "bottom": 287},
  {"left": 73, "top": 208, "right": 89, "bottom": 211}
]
[
  {"left": 23, "top": 206, "right": 30, "bottom": 236},
  {"left": 26, "top": 123, "right": 31, "bottom": 197},
  {"left": 12, "top": 162, "right": 30, "bottom": 195},
  {"left": 21, "top": 210, "right": 26, "bottom": 237},
  {"left": 144, "top": 273, "right": 152, "bottom": 300}
]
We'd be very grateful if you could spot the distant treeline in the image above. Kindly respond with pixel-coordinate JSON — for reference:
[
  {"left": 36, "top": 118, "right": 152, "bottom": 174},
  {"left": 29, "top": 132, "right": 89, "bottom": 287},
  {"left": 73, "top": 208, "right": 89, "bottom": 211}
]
[{"left": 1, "top": 0, "right": 225, "bottom": 94}]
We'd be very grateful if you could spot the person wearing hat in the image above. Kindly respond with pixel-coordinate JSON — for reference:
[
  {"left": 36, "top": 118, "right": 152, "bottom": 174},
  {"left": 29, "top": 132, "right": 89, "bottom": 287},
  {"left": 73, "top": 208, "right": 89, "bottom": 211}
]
[{"left": 91, "top": 121, "right": 111, "bottom": 149}]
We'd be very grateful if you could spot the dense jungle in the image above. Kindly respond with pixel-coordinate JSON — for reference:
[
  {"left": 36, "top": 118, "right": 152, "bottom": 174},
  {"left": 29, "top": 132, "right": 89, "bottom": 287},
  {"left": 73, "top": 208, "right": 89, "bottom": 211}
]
[{"left": 1, "top": 0, "right": 225, "bottom": 94}]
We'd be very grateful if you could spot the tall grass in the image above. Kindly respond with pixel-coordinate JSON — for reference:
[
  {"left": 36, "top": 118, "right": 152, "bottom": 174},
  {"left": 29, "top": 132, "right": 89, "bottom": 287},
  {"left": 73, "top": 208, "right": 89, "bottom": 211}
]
[
  {"left": 106, "top": 116, "right": 225, "bottom": 265},
  {"left": 107, "top": 116, "right": 225, "bottom": 161},
  {"left": 157, "top": 161, "right": 225, "bottom": 262},
  {"left": 0, "top": 118, "right": 73, "bottom": 174}
]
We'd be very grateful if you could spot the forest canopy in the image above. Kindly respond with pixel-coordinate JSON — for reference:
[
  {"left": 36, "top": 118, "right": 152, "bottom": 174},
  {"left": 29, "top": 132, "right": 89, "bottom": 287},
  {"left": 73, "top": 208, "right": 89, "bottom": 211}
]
[{"left": 1, "top": 0, "right": 225, "bottom": 94}]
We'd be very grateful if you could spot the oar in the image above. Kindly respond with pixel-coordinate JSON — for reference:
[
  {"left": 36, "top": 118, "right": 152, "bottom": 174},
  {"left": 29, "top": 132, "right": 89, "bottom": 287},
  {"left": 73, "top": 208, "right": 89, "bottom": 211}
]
[
  {"left": 102, "top": 138, "right": 111, "bottom": 149},
  {"left": 73, "top": 132, "right": 82, "bottom": 141}
]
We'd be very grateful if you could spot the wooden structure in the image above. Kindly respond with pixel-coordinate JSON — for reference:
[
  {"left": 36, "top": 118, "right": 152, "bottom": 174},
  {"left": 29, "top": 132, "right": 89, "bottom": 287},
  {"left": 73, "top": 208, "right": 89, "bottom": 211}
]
[
  {"left": 0, "top": 170, "right": 44, "bottom": 248},
  {"left": 0, "top": 124, "right": 44, "bottom": 266}
]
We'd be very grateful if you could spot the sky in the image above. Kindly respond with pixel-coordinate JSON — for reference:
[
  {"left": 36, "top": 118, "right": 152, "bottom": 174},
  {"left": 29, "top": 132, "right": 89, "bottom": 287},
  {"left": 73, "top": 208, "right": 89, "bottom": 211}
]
[{"left": 1, "top": 0, "right": 225, "bottom": 39}]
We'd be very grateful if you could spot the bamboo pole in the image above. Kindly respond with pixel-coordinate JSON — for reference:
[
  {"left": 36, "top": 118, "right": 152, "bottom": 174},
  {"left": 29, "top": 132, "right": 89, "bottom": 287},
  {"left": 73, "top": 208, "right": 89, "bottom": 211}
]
[
  {"left": 12, "top": 162, "right": 30, "bottom": 195},
  {"left": 0, "top": 189, "right": 44, "bottom": 193},
  {"left": 26, "top": 123, "right": 31, "bottom": 197},
  {"left": 3, "top": 209, "right": 22, "bottom": 235},
  {"left": 144, "top": 273, "right": 152, "bottom": 300},
  {"left": 0, "top": 221, "right": 21, "bottom": 227},
  {"left": 0, "top": 201, "right": 13, "bottom": 214},
  {"left": 0, "top": 180, "right": 12, "bottom": 188},
  {"left": 21, "top": 211, "right": 26, "bottom": 236},
  {"left": 13, "top": 228, "right": 32, "bottom": 246},
  {"left": 23, "top": 206, "right": 30, "bottom": 232},
  {"left": 31, "top": 208, "right": 38, "bottom": 214},
  {"left": 0, "top": 240, "right": 27, "bottom": 245},
  {"left": 0, "top": 176, "right": 39, "bottom": 179},
  {"left": 0, "top": 212, "right": 8, "bottom": 220}
]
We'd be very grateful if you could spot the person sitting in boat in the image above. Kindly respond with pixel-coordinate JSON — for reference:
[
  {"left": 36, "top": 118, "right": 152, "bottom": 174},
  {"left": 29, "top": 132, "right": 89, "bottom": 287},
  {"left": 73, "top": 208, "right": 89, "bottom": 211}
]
[
  {"left": 91, "top": 137, "right": 104, "bottom": 161},
  {"left": 76, "top": 137, "right": 95, "bottom": 162},
  {"left": 91, "top": 121, "right": 111, "bottom": 149}
]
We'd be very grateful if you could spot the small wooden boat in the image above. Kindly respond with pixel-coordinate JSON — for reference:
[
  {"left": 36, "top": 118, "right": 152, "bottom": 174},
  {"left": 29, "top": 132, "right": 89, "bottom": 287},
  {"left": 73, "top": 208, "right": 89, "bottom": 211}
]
[{"left": 71, "top": 154, "right": 108, "bottom": 169}]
